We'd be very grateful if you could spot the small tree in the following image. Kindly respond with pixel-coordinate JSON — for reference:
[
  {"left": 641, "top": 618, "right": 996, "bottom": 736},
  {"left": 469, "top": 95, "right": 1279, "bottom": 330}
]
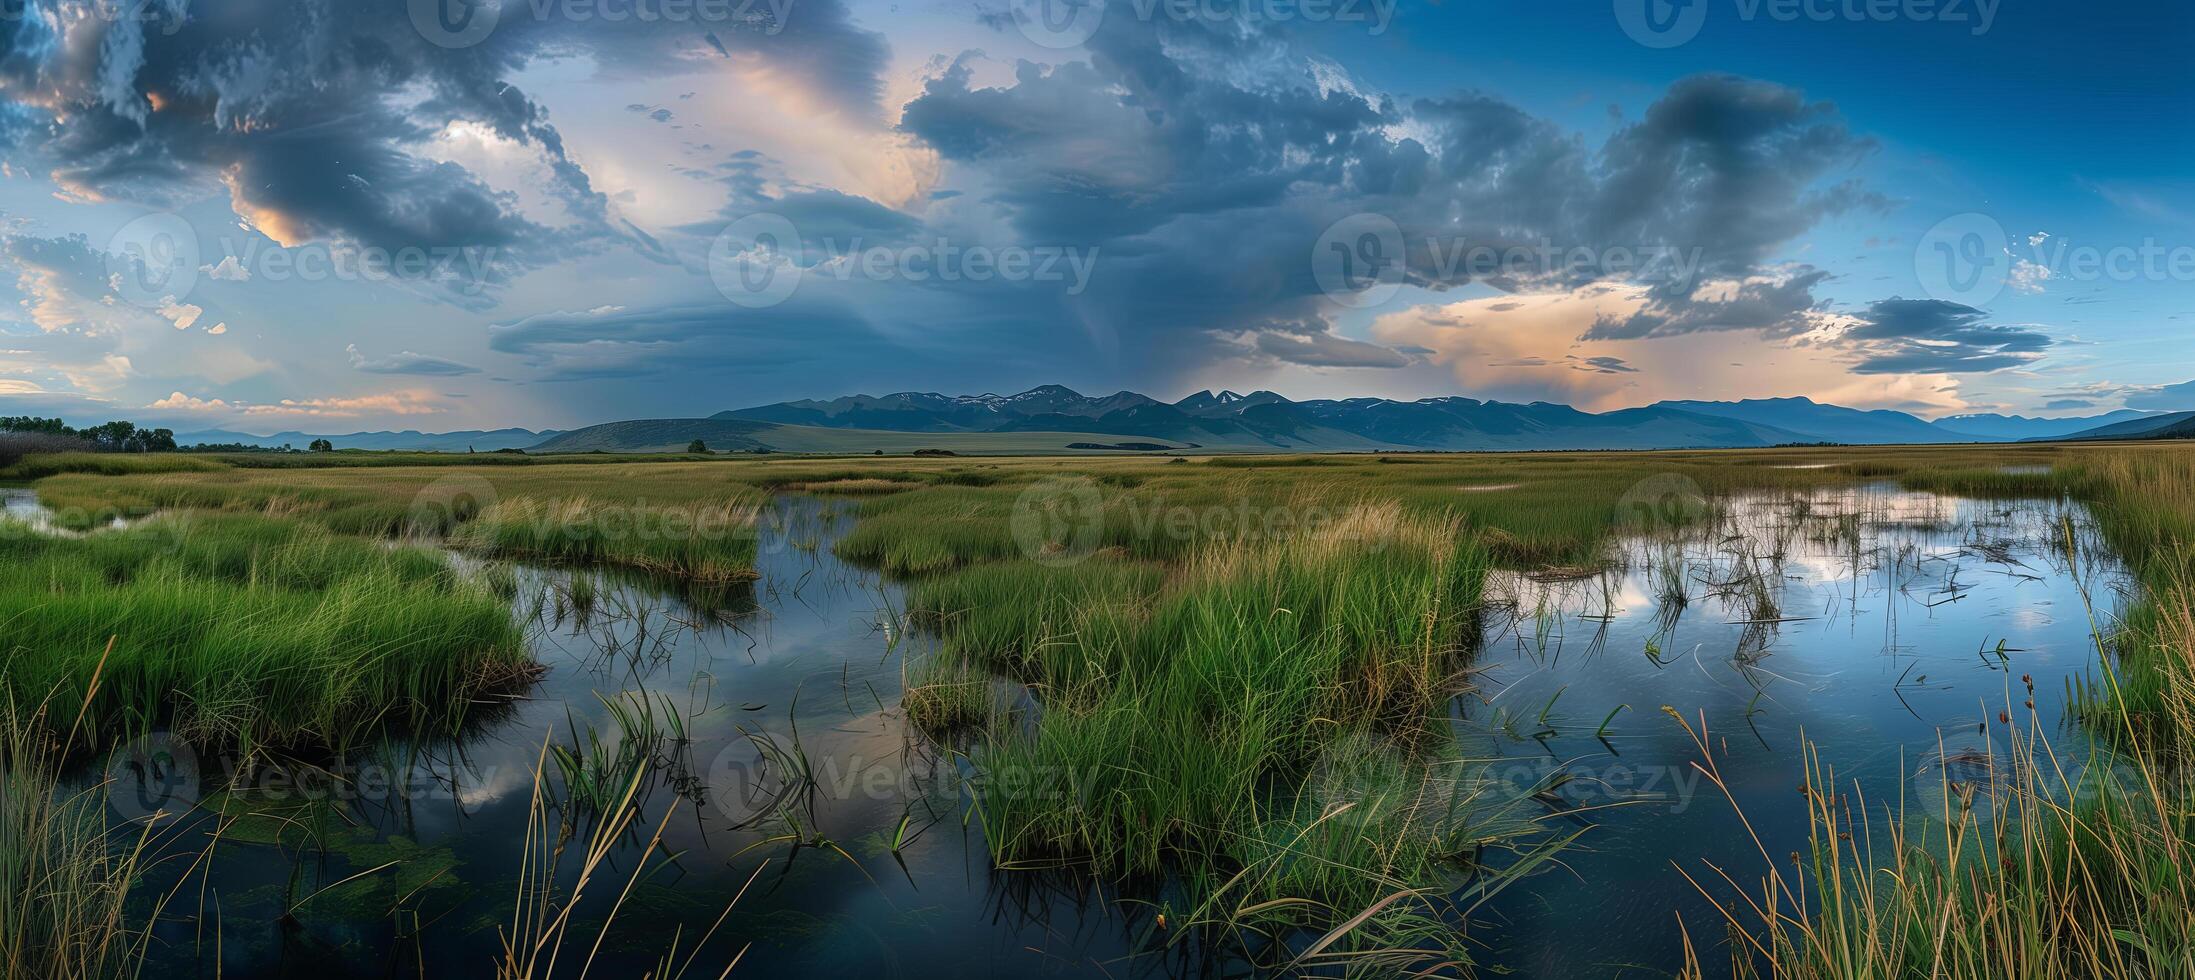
[
  {"left": 687, "top": 439, "right": 709, "bottom": 454},
  {"left": 309, "top": 438, "right": 334, "bottom": 452}
]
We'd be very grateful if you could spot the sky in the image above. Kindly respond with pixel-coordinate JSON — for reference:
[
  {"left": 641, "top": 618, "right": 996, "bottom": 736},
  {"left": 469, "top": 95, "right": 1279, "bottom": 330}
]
[{"left": 0, "top": 0, "right": 2191, "bottom": 433}]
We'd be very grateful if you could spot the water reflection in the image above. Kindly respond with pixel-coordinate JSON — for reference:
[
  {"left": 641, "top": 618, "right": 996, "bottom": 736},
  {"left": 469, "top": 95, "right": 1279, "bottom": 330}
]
[
  {"left": 119, "top": 496, "right": 1177, "bottom": 979},
  {"left": 75, "top": 484, "right": 2141, "bottom": 979},
  {"left": 1467, "top": 484, "right": 2134, "bottom": 975}
]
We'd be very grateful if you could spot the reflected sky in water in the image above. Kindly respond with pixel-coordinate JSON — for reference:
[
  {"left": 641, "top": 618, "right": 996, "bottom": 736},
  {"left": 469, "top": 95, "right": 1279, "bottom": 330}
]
[{"left": 85, "top": 485, "right": 2137, "bottom": 979}]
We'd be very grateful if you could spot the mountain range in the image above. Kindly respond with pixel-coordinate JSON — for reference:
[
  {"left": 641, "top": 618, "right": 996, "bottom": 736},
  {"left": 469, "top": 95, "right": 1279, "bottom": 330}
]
[
  {"left": 172, "top": 390, "right": 2187, "bottom": 455},
  {"left": 1936, "top": 409, "right": 2161, "bottom": 441},
  {"left": 2038, "top": 410, "right": 2195, "bottom": 443},
  {"left": 581, "top": 385, "right": 2167, "bottom": 453}
]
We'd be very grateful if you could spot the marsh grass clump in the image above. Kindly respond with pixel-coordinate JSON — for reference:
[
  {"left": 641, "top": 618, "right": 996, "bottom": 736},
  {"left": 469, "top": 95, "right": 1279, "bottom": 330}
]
[
  {"left": 899, "top": 656, "right": 995, "bottom": 735},
  {"left": 907, "top": 560, "right": 1163, "bottom": 685},
  {"left": 0, "top": 451, "right": 226, "bottom": 481},
  {"left": 548, "top": 691, "right": 693, "bottom": 825},
  {"left": 933, "top": 503, "right": 1558, "bottom": 970},
  {"left": 0, "top": 514, "right": 530, "bottom": 752},
  {"left": 451, "top": 496, "right": 762, "bottom": 584},
  {"left": 830, "top": 485, "right": 1032, "bottom": 574}
]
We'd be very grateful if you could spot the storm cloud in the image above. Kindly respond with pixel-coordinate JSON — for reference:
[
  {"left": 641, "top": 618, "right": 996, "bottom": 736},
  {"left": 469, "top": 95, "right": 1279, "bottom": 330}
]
[
  {"left": 894, "top": 11, "right": 1886, "bottom": 387},
  {"left": 1843, "top": 299, "right": 2055, "bottom": 374}
]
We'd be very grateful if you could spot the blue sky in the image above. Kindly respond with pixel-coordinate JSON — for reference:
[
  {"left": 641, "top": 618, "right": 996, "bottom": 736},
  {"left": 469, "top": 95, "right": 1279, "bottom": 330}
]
[{"left": 0, "top": 0, "right": 2189, "bottom": 432}]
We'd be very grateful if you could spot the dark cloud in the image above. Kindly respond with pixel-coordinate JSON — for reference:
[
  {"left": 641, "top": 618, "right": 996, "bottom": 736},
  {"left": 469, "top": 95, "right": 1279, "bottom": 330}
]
[
  {"left": 0, "top": 5, "right": 1949, "bottom": 410},
  {"left": 1591, "top": 75, "right": 1885, "bottom": 285},
  {"left": 0, "top": 0, "right": 890, "bottom": 289},
  {"left": 345, "top": 344, "right": 479, "bottom": 376},
  {"left": 2044, "top": 398, "right": 2097, "bottom": 410},
  {"left": 900, "top": 52, "right": 1374, "bottom": 242},
  {"left": 686, "top": 188, "right": 923, "bottom": 249},
  {"left": 894, "top": 17, "right": 1885, "bottom": 387},
  {"left": 1570, "top": 355, "right": 1638, "bottom": 374},
  {"left": 1252, "top": 326, "right": 1412, "bottom": 368},
  {"left": 487, "top": 301, "right": 892, "bottom": 382},
  {"left": 1586, "top": 268, "right": 1832, "bottom": 340},
  {"left": 1844, "top": 299, "right": 2055, "bottom": 374}
]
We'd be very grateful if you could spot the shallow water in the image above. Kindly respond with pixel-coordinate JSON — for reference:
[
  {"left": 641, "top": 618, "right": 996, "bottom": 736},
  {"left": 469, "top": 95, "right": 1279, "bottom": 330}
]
[
  {"left": 2, "top": 485, "right": 131, "bottom": 533},
  {"left": 79, "top": 485, "right": 2137, "bottom": 978},
  {"left": 1467, "top": 484, "right": 2133, "bottom": 975},
  {"left": 104, "top": 496, "right": 1187, "bottom": 978}
]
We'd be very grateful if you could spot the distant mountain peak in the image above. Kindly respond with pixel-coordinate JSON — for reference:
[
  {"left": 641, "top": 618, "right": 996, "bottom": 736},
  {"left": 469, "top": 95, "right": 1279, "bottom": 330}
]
[
  {"left": 1011, "top": 384, "right": 1084, "bottom": 399},
  {"left": 700, "top": 384, "right": 2058, "bottom": 452}
]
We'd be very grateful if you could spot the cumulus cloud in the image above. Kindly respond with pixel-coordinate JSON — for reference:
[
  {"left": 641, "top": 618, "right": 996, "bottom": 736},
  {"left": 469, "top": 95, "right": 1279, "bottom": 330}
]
[
  {"left": 150, "top": 388, "right": 445, "bottom": 418},
  {"left": 2008, "top": 255, "right": 2052, "bottom": 294},
  {"left": 156, "top": 297, "right": 202, "bottom": 330},
  {"left": 148, "top": 391, "right": 231, "bottom": 412},
  {"left": 200, "top": 256, "right": 250, "bottom": 281}
]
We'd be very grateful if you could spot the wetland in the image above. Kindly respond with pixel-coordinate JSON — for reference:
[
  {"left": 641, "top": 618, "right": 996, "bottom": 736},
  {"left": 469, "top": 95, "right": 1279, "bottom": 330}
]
[{"left": 4, "top": 443, "right": 2193, "bottom": 978}]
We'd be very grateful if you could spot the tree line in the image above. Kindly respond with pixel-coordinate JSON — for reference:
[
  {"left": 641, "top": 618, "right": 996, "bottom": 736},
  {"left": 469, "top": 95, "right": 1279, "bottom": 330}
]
[{"left": 0, "top": 416, "right": 178, "bottom": 453}]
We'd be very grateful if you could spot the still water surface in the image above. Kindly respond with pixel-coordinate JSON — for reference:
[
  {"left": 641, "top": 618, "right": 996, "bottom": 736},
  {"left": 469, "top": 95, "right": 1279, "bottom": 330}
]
[{"left": 70, "top": 485, "right": 2131, "bottom": 978}]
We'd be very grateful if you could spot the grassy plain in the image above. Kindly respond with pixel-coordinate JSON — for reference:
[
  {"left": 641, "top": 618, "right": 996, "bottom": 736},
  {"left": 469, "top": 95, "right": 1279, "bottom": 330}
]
[{"left": 3, "top": 440, "right": 2193, "bottom": 975}]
